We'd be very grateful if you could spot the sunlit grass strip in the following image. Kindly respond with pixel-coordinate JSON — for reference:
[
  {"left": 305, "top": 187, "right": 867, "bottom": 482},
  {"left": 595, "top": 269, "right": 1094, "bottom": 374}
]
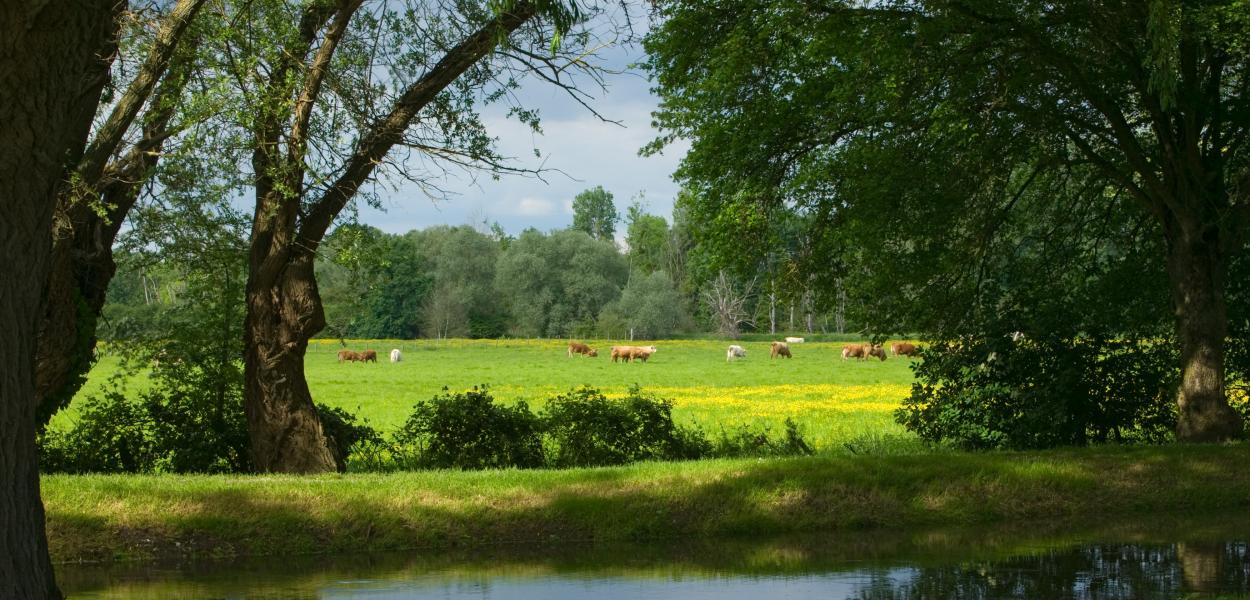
[{"left": 42, "top": 443, "right": 1250, "bottom": 564}]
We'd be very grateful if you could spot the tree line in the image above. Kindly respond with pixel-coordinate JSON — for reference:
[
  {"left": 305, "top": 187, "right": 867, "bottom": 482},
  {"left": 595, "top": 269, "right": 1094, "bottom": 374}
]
[{"left": 102, "top": 184, "right": 853, "bottom": 345}]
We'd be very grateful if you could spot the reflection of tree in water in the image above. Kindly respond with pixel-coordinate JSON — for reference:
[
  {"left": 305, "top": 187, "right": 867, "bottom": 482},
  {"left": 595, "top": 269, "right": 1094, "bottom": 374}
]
[{"left": 853, "top": 543, "right": 1250, "bottom": 600}]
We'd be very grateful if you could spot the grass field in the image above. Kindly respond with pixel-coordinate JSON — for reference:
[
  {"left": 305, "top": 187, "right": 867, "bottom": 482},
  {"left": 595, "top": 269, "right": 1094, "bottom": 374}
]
[
  {"left": 42, "top": 443, "right": 1250, "bottom": 563},
  {"left": 62, "top": 338, "right": 919, "bottom": 451}
]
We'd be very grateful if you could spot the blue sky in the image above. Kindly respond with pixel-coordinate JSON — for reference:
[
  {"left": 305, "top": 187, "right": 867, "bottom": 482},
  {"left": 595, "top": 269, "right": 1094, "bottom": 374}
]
[{"left": 355, "top": 21, "right": 688, "bottom": 237}]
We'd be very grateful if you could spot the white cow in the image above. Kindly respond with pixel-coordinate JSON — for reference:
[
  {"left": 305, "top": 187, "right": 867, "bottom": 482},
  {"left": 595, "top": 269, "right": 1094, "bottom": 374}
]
[
  {"left": 726, "top": 344, "right": 747, "bottom": 362},
  {"left": 389, "top": 348, "right": 402, "bottom": 363},
  {"left": 785, "top": 336, "right": 805, "bottom": 344}
]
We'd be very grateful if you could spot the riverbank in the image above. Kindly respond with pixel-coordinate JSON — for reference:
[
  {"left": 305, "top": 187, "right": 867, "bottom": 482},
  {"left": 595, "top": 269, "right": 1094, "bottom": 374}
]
[{"left": 44, "top": 443, "right": 1249, "bottom": 564}]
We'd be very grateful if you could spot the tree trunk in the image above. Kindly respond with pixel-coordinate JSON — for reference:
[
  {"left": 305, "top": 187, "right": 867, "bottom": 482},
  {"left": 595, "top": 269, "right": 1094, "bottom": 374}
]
[
  {"left": 1, "top": 1, "right": 118, "bottom": 596},
  {"left": 1166, "top": 225, "right": 1242, "bottom": 442},
  {"left": 769, "top": 289, "right": 776, "bottom": 334},
  {"left": 34, "top": 205, "right": 122, "bottom": 428},
  {"left": 243, "top": 253, "right": 339, "bottom": 473}
]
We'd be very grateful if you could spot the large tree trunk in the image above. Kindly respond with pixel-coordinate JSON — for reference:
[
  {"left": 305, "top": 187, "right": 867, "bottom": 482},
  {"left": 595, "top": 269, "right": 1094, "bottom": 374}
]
[
  {"left": 1166, "top": 222, "right": 1243, "bottom": 442},
  {"left": 34, "top": 204, "right": 124, "bottom": 428},
  {"left": 243, "top": 251, "right": 339, "bottom": 473},
  {"left": 33, "top": 0, "right": 203, "bottom": 428},
  {"left": 1, "top": 1, "right": 119, "bottom": 596}
]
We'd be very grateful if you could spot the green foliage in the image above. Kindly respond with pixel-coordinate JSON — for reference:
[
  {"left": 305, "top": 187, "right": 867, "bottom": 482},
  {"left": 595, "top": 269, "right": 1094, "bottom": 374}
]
[
  {"left": 393, "top": 386, "right": 546, "bottom": 470},
  {"left": 709, "top": 418, "right": 813, "bottom": 458},
  {"left": 610, "top": 271, "right": 691, "bottom": 339},
  {"left": 896, "top": 338, "right": 1179, "bottom": 450},
  {"left": 571, "top": 186, "right": 619, "bottom": 241},
  {"left": 494, "top": 228, "right": 628, "bottom": 337},
  {"left": 541, "top": 385, "right": 709, "bottom": 467},
  {"left": 317, "top": 404, "right": 383, "bottom": 472},
  {"left": 39, "top": 382, "right": 156, "bottom": 474},
  {"left": 625, "top": 203, "right": 669, "bottom": 275}
]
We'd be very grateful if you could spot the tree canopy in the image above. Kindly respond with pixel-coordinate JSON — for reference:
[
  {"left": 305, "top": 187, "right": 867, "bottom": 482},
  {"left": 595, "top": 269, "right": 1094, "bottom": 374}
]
[{"left": 644, "top": 0, "right": 1250, "bottom": 440}]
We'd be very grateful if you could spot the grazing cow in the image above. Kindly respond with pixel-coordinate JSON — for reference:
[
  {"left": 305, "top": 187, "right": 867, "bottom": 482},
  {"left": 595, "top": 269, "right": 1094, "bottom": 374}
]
[
  {"left": 726, "top": 344, "right": 747, "bottom": 361},
  {"left": 612, "top": 345, "right": 657, "bottom": 363},
  {"left": 568, "top": 341, "right": 598, "bottom": 357},
  {"left": 390, "top": 348, "right": 402, "bottom": 363},
  {"left": 890, "top": 342, "right": 919, "bottom": 358},
  {"left": 785, "top": 336, "right": 805, "bottom": 344},
  {"left": 337, "top": 349, "right": 360, "bottom": 363},
  {"left": 631, "top": 345, "right": 658, "bottom": 362},
  {"left": 770, "top": 341, "right": 792, "bottom": 359},
  {"left": 867, "top": 344, "right": 887, "bottom": 361},
  {"left": 361, "top": 349, "right": 378, "bottom": 363},
  {"left": 841, "top": 344, "right": 866, "bottom": 360}
]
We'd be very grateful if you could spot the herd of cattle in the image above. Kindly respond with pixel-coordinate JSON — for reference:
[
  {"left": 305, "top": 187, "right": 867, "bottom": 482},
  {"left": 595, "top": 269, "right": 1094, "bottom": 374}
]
[{"left": 335, "top": 339, "right": 920, "bottom": 365}]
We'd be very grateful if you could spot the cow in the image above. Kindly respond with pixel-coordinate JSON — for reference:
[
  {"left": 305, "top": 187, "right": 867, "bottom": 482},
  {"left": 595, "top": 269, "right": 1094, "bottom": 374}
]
[
  {"left": 890, "top": 342, "right": 919, "bottom": 358},
  {"left": 612, "top": 345, "right": 657, "bottom": 363},
  {"left": 390, "top": 348, "right": 402, "bottom": 363},
  {"left": 785, "top": 336, "right": 805, "bottom": 344},
  {"left": 568, "top": 341, "right": 598, "bottom": 357},
  {"left": 337, "top": 349, "right": 360, "bottom": 363},
  {"left": 867, "top": 344, "right": 888, "bottom": 361},
  {"left": 631, "top": 345, "right": 658, "bottom": 362},
  {"left": 361, "top": 349, "right": 378, "bottom": 363},
  {"left": 841, "top": 344, "right": 866, "bottom": 360},
  {"left": 770, "top": 341, "right": 792, "bottom": 359},
  {"left": 726, "top": 344, "right": 747, "bottom": 361}
]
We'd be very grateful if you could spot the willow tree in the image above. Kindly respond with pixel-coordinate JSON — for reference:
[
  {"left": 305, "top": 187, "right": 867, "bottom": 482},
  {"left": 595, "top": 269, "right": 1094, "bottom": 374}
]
[
  {"left": 645, "top": 0, "right": 1249, "bottom": 441},
  {"left": 213, "top": 0, "right": 620, "bottom": 471},
  {"left": 34, "top": 0, "right": 208, "bottom": 429},
  {"left": 1, "top": 1, "right": 124, "bottom": 596}
]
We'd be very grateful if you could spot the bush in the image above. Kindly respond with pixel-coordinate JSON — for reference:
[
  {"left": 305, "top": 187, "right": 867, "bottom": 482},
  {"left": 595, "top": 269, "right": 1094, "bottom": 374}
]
[
  {"left": 393, "top": 386, "right": 544, "bottom": 469},
  {"left": 39, "top": 382, "right": 156, "bottom": 473},
  {"left": 317, "top": 404, "right": 383, "bottom": 472},
  {"left": 541, "top": 385, "right": 708, "bottom": 467},
  {"left": 708, "top": 418, "right": 813, "bottom": 458},
  {"left": 895, "top": 336, "right": 1178, "bottom": 450}
]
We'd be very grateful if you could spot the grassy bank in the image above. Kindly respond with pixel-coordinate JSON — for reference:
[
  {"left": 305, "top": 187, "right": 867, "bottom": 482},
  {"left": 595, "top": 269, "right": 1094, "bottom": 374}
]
[{"left": 44, "top": 442, "right": 1250, "bottom": 564}]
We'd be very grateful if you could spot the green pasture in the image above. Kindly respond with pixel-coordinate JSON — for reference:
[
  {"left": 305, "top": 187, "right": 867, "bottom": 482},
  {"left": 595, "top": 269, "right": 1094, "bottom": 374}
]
[{"left": 63, "top": 338, "right": 922, "bottom": 450}]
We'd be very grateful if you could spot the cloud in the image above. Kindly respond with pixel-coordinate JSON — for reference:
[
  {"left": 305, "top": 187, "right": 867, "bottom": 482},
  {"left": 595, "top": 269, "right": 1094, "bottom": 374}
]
[
  {"left": 513, "top": 196, "right": 557, "bottom": 217},
  {"left": 353, "top": 55, "right": 690, "bottom": 236}
]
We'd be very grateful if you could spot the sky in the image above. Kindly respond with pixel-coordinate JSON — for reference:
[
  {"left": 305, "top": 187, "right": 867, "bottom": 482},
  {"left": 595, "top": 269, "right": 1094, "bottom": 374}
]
[{"left": 355, "top": 17, "right": 689, "bottom": 238}]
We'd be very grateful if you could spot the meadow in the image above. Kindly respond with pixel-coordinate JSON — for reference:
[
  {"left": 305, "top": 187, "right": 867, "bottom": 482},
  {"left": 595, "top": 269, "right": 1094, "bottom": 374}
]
[{"left": 63, "top": 338, "right": 920, "bottom": 451}]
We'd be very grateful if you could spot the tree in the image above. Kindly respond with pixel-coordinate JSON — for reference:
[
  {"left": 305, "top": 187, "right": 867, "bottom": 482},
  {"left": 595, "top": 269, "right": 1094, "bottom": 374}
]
[
  {"left": 701, "top": 271, "right": 756, "bottom": 338},
  {"left": 613, "top": 271, "right": 690, "bottom": 338},
  {"left": 414, "top": 226, "right": 504, "bottom": 338},
  {"left": 34, "top": 0, "right": 208, "bottom": 429},
  {"left": 1, "top": 1, "right": 121, "bottom": 595},
  {"left": 496, "top": 229, "right": 628, "bottom": 336},
  {"left": 572, "top": 185, "right": 620, "bottom": 241},
  {"left": 645, "top": 0, "right": 1250, "bottom": 441},
  {"left": 625, "top": 202, "right": 670, "bottom": 275},
  {"left": 213, "top": 0, "right": 611, "bottom": 471}
]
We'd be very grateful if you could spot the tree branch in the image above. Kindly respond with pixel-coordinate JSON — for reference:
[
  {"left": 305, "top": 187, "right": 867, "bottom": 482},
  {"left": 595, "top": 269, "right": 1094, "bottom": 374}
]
[{"left": 296, "top": 0, "right": 539, "bottom": 252}]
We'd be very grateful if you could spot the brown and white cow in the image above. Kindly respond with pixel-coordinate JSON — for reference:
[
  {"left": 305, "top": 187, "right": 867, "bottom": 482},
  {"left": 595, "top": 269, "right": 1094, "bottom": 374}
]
[
  {"left": 337, "top": 349, "right": 360, "bottom": 363},
  {"left": 360, "top": 349, "right": 378, "bottom": 363},
  {"left": 568, "top": 341, "right": 598, "bottom": 357},
  {"left": 890, "top": 342, "right": 919, "bottom": 358},
  {"left": 770, "top": 341, "right": 792, "bottom": 359},
  {"left": 841, "top": 344, "right": 866, "bottom": 360}
]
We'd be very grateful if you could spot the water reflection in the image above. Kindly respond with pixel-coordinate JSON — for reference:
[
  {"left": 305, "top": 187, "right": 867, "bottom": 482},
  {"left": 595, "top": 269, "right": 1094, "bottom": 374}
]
[{"left": 60, "top": 512, "right": 1250, "bottom": 599}]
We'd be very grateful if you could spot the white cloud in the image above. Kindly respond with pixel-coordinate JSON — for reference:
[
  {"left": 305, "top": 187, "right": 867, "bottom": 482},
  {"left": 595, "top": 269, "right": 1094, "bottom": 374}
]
[
  {"left": 353, "top": 57, "right": 691, "bottom": 236},
  {"left": 513, "top": 196, "right": 556, "bottom": 217}
]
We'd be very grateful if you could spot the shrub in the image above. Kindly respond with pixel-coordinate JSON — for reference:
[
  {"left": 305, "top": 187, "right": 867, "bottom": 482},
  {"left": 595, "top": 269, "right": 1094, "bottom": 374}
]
[
  {"left": 708, "top": 418, "right": 813, "bottom": 458},
  {"left": 317, "top": 404, "right": 383, "bottom": 472},
  {"left": 541, "top": 385, "right": 708, "bottom": 467},
  {"left": 895, "top": 336, "right": 1178, "bottom": 450},
  {"left": 39, "top": 381, "right": 156, "bottom": 473},
  {"left": 393, "top": 386, "right": 544, "bottom": 469}
]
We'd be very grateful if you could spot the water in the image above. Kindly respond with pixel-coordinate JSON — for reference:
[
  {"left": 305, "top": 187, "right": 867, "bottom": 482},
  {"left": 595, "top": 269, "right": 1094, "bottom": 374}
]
[{"left": 59, "top": 512, "right": 1250, "bottom": 599}]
